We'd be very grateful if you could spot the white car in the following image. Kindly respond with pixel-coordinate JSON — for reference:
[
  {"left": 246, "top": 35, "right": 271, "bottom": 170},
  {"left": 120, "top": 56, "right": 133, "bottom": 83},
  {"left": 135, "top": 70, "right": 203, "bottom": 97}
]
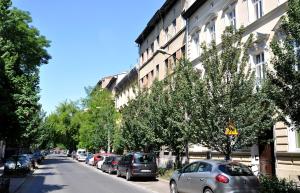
[
  {"left": 76, "top": 149, "right": 86, "bottom": 161},
  {"left": 77, "top": 153, "right": 87, "bottom": 162},
  {"left": 97, "top": 156, "right": 108, "bottom": 170}
]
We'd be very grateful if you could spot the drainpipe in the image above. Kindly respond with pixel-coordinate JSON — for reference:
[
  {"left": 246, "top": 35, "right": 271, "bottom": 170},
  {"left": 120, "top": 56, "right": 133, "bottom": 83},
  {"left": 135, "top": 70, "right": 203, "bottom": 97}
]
[{"left": 273, "top": 124, "right": 277, "bottom": 177}]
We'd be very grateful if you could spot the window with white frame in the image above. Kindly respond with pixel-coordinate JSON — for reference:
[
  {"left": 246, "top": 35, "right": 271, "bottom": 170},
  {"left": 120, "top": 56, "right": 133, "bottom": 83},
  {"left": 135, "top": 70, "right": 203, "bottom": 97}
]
[
  {"left": 288, "top": 125, "right": 300, "bottom": 152},
  {"left": 150, "top": 43, "right": 154, "bottom": 55},
  {"left": 172, "top": 19, "right": 177, "bottom": 36},
  {"left": 226, "top": 5, "right": 236, "bottom": 28},
  {"left": 206, "top": 20, "right": 216, "bottom": 42},
  {"left": 296, "top": 130, "right": 300, "bottom": 149},
  {"left": 165, "top": 27, "right": 169, "bottom": 42},
  {"left": 156, "top": 35, "right": 160, "bottom": 49},
  {"left": 253, "top": 0, "right": 263, "bottom": 20},
  {"left": 293, "top": 41, "right": 300, "bottom": 71},
  {"left": 192, "top": 32, "right": 200, "bottom": 59},
  {"left": 254, "top": 52, "right": 266, "bottom": 86}
]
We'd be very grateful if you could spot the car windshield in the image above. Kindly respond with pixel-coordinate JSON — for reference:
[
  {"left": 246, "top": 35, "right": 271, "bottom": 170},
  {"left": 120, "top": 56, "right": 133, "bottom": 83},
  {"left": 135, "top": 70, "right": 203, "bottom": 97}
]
[
  {"left": 114, "top": 156, "right": 122, "bottom": 161},
  {"left": 219, "top": 163, "right": 254, "bottom": 176},
  {"left": 134, "top": 153, "right": 155, "bottom": 164}
]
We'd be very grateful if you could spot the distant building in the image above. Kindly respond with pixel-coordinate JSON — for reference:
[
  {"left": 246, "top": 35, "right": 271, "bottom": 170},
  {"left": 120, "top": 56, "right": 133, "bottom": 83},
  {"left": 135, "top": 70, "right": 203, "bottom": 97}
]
[
  {"left": 114, "top": 65, "right": 138, "bottom": 110},
  {"left": 96, "top": 73, "right": 127, "bottom": 95}
]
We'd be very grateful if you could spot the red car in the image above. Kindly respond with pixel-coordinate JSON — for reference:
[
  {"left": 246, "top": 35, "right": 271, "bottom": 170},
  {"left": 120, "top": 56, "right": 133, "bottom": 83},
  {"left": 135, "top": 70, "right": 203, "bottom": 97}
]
[{"left": 91, "top": 153, "right": 102, "bottom": 166}]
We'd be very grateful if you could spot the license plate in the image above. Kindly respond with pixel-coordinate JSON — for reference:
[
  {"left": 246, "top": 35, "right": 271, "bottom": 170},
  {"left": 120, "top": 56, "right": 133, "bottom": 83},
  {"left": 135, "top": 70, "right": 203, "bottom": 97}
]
[{"left": 141, "top": 170, "right": 151, "bottom": 173}]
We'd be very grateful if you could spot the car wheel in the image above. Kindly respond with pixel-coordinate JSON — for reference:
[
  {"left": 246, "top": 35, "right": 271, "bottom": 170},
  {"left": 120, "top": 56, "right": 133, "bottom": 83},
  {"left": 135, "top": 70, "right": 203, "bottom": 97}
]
[
  {"left": 126, "top": 170, "right": 131, "bottom": 181},
  {"left": 204, "top": 188, "right": 213, "bottom": 193},
  {"left": 170, "top": 181, "right": 178, "bottom": 193}
]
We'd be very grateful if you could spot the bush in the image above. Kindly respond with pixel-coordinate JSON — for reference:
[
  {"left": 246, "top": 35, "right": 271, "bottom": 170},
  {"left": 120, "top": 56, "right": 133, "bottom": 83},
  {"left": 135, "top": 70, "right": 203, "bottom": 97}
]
[
  {"left": 259, "top": 176, "right": 300, "bottom": 193},
  {"left": 158, "top": 168, "right": 167, "bottom": 176}
]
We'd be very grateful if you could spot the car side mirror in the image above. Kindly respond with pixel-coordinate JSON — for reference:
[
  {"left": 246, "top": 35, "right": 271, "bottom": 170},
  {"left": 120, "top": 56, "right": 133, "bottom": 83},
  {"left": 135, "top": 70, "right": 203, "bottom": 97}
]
[{"left": 177, "top": 168, "right": 182, "bottom": 173}]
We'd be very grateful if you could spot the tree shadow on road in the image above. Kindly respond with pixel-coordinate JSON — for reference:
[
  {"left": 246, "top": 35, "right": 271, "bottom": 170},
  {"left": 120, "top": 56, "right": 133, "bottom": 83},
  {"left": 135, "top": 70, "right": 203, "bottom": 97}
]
[{"left": 16, "top": 175, "right": 68, "bottom": 193}]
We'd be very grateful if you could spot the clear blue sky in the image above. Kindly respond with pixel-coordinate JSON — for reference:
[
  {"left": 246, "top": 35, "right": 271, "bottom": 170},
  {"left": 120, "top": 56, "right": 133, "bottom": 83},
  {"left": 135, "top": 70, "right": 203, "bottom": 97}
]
[{"left": 12, "top": 0, "right": 164, "bottom": 114}]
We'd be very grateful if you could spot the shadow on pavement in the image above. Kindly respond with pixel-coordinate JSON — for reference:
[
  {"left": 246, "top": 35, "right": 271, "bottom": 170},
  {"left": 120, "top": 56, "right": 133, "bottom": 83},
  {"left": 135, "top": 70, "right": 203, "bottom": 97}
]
[
  {"left": 41, "top": 157, "right": 73, "bottom": 166},
  {"left": 19, "top": 175, "right": 68, "bottom": 193}
]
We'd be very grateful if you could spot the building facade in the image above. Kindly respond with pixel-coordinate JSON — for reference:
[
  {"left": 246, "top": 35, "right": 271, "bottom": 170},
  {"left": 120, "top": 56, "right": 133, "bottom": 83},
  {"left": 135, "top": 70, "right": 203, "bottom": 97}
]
[
  {"left": 183, "top": 0, "right": 300, "bottom": 182},
  {"left": 135, "top": 0, "right": 195, "bottom": 89},
  {"left": 114, "top": 66, "right": 138, "bottom": 110}
]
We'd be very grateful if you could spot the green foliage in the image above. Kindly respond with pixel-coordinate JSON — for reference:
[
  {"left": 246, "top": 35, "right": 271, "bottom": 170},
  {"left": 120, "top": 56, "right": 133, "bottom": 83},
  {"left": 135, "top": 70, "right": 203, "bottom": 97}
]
[
  {"left": 162, "top": 59, "right": 200, "bottom": 164},
  {"left": 259, "top": 176, "right": 300, "bottom": 193},
  {"left": 269, "top": 0, "right": 300, "bottom": 130},
  {"left": 158, "top": 168, "right": 175, "bottom": 180},
  {"left": 121, "top": 84, "right": 162, "bottom": 152},
  {"left": 0, "top": 0, "right": 51, "bottom": 146},
  {"left": 192, "top": 27, "right": 276, "bottom": 159},
  {"left": 121, "top": 58, "right": 199, "bottom": 166},
  {"left": 79, "top": 88, "right": 118, "bottom": 152},
  {"left": 38, "top": 101, "right": 80, "bottom": 150}
]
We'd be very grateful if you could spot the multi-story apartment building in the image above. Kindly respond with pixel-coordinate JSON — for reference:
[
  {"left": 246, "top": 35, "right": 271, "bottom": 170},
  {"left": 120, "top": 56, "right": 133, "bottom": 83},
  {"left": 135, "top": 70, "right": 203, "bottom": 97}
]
[
  {"left": 96, "top": 73, "right": 127, "bottom": 95},
  {"left": 135, "top": 0, "right": 195, "bottom": 89},
  {"left": 114, "top": 66, "right": 138, "bottom": 110},
  {"left": 183, "top": 0, "right": 299, "bottom": 182}
]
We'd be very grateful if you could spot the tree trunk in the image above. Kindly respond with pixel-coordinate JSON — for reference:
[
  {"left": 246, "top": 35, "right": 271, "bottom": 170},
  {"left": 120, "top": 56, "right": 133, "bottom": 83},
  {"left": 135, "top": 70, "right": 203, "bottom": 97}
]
[
  {"left": 225, "top": 136, "right": 232, "bottom": 161},
  {"left": 184, "top": 140, "right": 189, "bottom": 164},
  {"left": 174, "top": 149, "right": 181, "bottom": 169}
]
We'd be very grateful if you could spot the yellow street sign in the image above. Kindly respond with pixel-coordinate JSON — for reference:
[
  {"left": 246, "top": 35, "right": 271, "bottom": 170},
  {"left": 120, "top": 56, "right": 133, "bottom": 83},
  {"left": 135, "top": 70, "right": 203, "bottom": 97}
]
[
  {"left": 225, "top": 119, "right": 238, "bottom": 136},
  {"left": 225, "top": 127, "right": 238, "bottom": 135}
]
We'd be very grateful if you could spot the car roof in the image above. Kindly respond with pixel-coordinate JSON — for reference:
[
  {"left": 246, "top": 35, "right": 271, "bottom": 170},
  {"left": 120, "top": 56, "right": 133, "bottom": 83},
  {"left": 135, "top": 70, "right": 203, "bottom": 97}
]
[{"left": 190, "top": 159, "right": 228, "bottom": 166}]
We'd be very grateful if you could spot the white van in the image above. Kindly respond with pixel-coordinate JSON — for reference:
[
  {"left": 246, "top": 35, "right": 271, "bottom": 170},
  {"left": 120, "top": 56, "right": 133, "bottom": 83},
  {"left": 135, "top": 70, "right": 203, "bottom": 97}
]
[{"left": 76, "top": 149, "right": 86, "bottom": 161}]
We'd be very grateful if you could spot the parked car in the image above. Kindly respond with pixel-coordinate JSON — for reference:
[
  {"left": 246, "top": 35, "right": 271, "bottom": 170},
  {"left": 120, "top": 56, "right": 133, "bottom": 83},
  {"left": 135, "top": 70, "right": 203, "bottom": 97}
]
[
  {"left": 76, "top": 149, "right": 86, "bottom": 160},
  {"left": 117, "top": 152, "right": 157, "bottom": 181},
  {"left": 91, "top": 153, "right": 102, "bottom": 166},
  {"left": 85, "top": 153, "right": 94, "bottom": 164},
  {"left": 169, "top": 160, "right": 259, "bottom": 193},
  {"left": 96, "top": 155, "right": 109, "bottom": 170},
  {"left": 20, "top": 154, "right": 35, "bottom": 168},
  {"left": 32, "top": 152, "right": 43, "bottom": 164},
  {"left": 77, "top": 152, "right": 87, "bottom": 162},
  {"left": 101, "top": 155, "right": 122, "bottom": 174},
  {"left": 4, "top": 155, "right": 32, "bottom": 174}
]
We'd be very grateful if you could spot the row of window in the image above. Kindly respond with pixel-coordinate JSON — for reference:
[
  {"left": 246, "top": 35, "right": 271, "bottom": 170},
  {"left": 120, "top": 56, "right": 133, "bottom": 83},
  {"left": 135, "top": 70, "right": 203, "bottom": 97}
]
[
  {"left": 140, "top": 64, "right": 160, "bottom": 87},
  {"left": 141, "top": 18, "right": 178, "bottom": 64},
  {"left": 191, "top": 0, "right": 264, "bottom": 59}
]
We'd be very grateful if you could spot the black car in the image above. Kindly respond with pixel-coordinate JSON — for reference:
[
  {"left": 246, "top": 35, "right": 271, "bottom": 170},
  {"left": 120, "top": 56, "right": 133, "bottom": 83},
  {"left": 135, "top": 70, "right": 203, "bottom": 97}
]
[
  {"left": 4, "top": 155, "right": 31, "bottom": 174},
  {"left": 101, "top": 155, "right": 122, "bottom": 174},
  {"left": 117, "top": 152, "right": 157, "bottom": 181}
]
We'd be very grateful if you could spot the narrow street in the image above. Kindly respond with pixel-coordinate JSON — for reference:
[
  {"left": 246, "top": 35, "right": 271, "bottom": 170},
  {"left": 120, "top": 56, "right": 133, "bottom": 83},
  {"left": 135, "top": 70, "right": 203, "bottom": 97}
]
[{"left": 16, "top": 155, "right": 167, "bottom": 193}]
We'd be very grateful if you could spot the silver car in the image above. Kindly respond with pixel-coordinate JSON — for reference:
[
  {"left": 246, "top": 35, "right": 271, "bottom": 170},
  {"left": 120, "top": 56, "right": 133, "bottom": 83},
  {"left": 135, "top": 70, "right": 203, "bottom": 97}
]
[{"left": 169, "top": 160, "right": 259, "bottom": 193}]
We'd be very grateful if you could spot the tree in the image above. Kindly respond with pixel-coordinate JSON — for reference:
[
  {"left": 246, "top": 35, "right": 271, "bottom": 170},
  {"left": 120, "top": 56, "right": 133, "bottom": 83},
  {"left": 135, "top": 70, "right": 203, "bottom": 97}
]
[
  {"left": 162, "top": 59, "right": 199, "bottom": 165},
  {"left": 39, "top": 101, "right": 80, "bottom": 150},
  {"left": 269, "top": 0, "right": 300, "bottom": 130},
  {"left": 79, "top": 88, "right": 118, "bottom": 152},
  {"left": 0, "top": 0, "right": 51, "bottom": 146},
  {"left": 192, "top": 27, "right": 276, "bottom": 160}
]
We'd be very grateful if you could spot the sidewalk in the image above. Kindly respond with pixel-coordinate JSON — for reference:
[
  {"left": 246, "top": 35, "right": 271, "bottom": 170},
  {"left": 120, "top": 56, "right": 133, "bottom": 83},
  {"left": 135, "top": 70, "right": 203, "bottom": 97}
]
[
  {"left": 0, "top": 164, "right": 33, "bottom": 193},
  {"left": 9, "top": 177, "right": 27, "bottom": 193}
]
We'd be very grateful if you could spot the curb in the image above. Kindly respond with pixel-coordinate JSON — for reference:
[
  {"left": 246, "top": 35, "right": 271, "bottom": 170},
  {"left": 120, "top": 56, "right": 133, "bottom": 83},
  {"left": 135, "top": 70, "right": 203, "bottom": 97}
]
[{"left": 158, "top": 178, "right": 169, "bottom": 183}]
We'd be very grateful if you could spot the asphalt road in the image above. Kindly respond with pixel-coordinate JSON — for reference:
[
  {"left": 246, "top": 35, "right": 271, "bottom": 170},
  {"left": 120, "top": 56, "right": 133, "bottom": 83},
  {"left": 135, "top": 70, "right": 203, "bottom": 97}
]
[{"left": 16, "top": 154, "right": 160, "bottom": 193}]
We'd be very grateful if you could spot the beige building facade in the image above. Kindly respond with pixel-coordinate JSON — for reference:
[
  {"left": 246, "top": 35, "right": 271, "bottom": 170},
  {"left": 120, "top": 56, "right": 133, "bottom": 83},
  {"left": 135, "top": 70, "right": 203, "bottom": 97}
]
[
  {"left": 114, "top": 66, "right": 138, "bottom": 110},
  {"left": 135, "top": 0, "right": 195, "bottom": 88},
  {"left": 112, "top": 0, "right": 299, "bottom": 182},
  {"left": 183, "top": 0, "right": 300, "bottom": 182}
]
